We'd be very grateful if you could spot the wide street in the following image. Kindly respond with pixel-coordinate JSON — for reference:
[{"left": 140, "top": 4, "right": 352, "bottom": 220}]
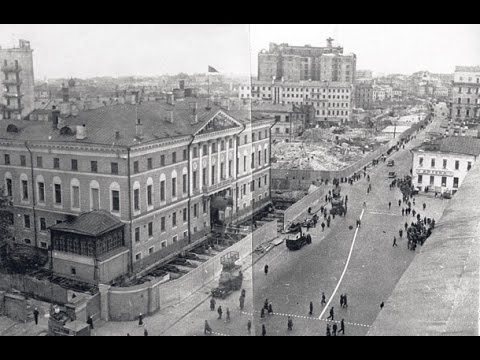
[
  {"left": 250, "top": 119, "right": 450, "bottom": 336},
  {"left": 95, "top": 116, "right": 449, "bottom": 337}
]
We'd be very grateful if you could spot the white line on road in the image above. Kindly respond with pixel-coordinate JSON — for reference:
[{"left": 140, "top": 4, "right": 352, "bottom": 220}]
[{"left": 318, "top": 208, "right": 365, "bottom": 321}]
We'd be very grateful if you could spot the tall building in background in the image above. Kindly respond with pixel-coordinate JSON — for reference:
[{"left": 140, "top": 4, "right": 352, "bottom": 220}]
[
  {"left": 450, "top": 66, "right": 480, "bottom": 122},
  {"left": 258, "top": 38, "right": 356, "bottom": 83},
  {"left": 0, "top": 39, "right": 35, "bottom": 120}
]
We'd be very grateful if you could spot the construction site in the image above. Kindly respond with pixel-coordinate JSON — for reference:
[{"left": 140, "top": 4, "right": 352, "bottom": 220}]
[{"left": 272, "top": 104, "right": 427, "bottom": 171}]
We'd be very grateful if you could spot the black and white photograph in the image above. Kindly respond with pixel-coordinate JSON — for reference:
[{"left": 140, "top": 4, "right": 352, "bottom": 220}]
[{"left": 0, "top": 24, "right": 478, "bottom": 336}]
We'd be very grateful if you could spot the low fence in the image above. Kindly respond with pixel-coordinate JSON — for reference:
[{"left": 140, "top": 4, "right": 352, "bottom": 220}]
[
  {"left": 0, "top": 272, "right": 69, "bottom": 305},
  {"left": 283, "top": 187, "right": 324, "bottom": 231},
  {"left": 106, "top": 220, "right": 278, "bottom": 321},
  {"left": 272, "top": 114, "right": 432, "bottom": 191}
]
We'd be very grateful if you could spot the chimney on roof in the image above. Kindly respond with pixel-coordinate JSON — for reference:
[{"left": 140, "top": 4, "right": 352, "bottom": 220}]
[
  {"left": 76, "top": 125, "right": 87, "bottom": 140},
  {"left": 166, "top": 92, "right": 175, "bottom": 106},
  {"left": 179, "top": 80, "right": 185, "bottom": 90},
  {"left": 136, "top": 118, "right": 144, "bottom": 138},
  {"left": 166, "top": 110, "right": 174, "bottom": 124}
]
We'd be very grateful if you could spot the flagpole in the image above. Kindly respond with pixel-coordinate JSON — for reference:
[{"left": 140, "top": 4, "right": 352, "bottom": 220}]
[{"left": 207, "top": 70, "right": 210, "bottom": 109}]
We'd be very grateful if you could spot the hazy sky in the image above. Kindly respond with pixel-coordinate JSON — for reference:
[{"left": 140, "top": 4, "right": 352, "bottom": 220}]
[{"left": 1, "top": 24, "right": 479, "bottom": 79}]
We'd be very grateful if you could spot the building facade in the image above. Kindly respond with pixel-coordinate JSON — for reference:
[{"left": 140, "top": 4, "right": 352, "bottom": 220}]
[
  {"left": 354, "top": 83, "right": 373, "bottom": 110},
  {"left": 238, "top": 80, "right": 353, "bottom": 123},
  {"left": 0, "top": 97, "right": 274, "bottom": 281},
  {"left": 0, "top": 39, "right": 35, "bottom": 120},
  {"left": 411, "top": 136, "right": 480, "bottom": 194},
  {"left": 258, "top": 39, "right": 356, "bottom": 84},
  {"left": 450, "top": 66, "right": 480, "bottom": 122}
]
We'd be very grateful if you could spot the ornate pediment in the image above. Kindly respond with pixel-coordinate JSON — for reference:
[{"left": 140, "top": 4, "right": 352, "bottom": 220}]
[{"left": 195, "top": 111, "right": 242, "bottom": 136}]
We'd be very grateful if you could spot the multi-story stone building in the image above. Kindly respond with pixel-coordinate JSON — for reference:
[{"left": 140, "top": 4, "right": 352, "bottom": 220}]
[
  {"left": 450, "top": 66, "right": 480, "bottom": 122},
  {"left": 0, "top": 96, "right": 274, "bottom": 283},
  {"left": 238, "top": 80, "right": 353, "bottom": 124},
  {"left": 258, "top": 39, "right": 356, "bottom": 84},
  {"left": 354, "top": 83, "right": 373, "bottom": 110},
  {"left": 251, "top": 103, "right": 314, "bottom": 141},
  {"left": 411, "top": 136, "right": 480, "bottom": 195},
  {"left": 0, "top": 40, "right": 35, "bottom": 120}
]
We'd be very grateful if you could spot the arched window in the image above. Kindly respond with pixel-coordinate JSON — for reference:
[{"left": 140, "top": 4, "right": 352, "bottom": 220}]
[
  {"left": 4, "top": 172, "right": 12, "bottom": 197},
  {"left": 90, "top": 180, "right": 100, "bottom": 211},
  {"left": 53, "top": 176, "right": 62, "bottom": 206},
  {"left": 171, "top": 170, "right": 177, "bottom": 199},
  {"left": 110, "top": 182, "right": 121, "bottom": 214},
  {"left": 20, "top": 173, "right": 29, "bottom": 202},
  {"left": 146, "top": 177, "right": 154, "bottom": 209},
  {"left": 71, "top": 178, "right": 81, "bottom": 210},
  {"left": 133, "top": 181, "right": 141, "bottom": 213},
  {"left": 159, "top": 173, "right": 166, "bottom": 203},
  {"left": 36, "top": 175, "right": 45, "bottom": 204}
]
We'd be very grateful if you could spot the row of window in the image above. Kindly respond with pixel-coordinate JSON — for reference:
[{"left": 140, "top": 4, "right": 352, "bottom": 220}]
[
  {"left": 418, "top": 157, "right": 472, "bottom": 171},
  {"left": 315, "top": 110, "right": 349, "bottom": 116},
  {"left": 3, "top": 154, "right": 122, "bottom": 174},
  {"left": 456, "top": 97, "right": 479, "bottom": 105},
  {"left": 417, "top": 175, "right": 459, "bottom": 188}
]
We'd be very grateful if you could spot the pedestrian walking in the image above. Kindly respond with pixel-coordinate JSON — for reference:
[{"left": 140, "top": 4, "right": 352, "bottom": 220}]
[
  {"left": 247, "top": 320, "right": 252, "bottom": 335},
  {"left": 363, "top": 201, "right": 367, "bottom": 208},
  {"left": 321, "top": 292, "right": 326, "bottom": 306},
  {"left": 343, "top": 294, "right": 348, "bottom": 308},
  {"left": 339, "top": 319, "right": 345, "bottom": 335},
  {"left": 264, "top": 264, "right": 269, "bottom": 275},
  {"left": 210, "top": 297, "right": 216, "bottom": 311},
  {"left": 225, "top": 308, "right": 231, "bottom": 322},
  {"left": 399, "top": 229, "right": 403, "bottom": 238},
  {"left": 389, "top": 202, "right": 391, "bottom": 210},
  {"left": 33, "top": 308, "right": 39, "bottom": 325},
  {"left": 399, "top": 199, "right": 402, "bottom": 207},
  {"left": 260, "top": 308, "right": 265, "bottom": 318},
  {"left": 138, "top": 313, "right": 144, "bottom": 326},
  {"left": 402, "top": 208, "right": 405, "bottom": 216},
  {"left": 268, "top": 303, "right": 273, "bottom": 315},
  {"left": 264, "top": 299, "right": 269, "bottom": 311},
  {"left": 340, "top": 294, "right": 344, "bottom": 308},
  {"left": 239, "top": 295, "right": 245, "bottom": 310},
  {"left": 423, "top": 203, "right": 426, "bottom": 211},
  {"left": 204, "top": 320, "right": 212, "bottom": 335},
  {"left": 309, "top": 301, "right": 314, "bottom": 316},
  {"left": 412, "top": 209, "right": 416, "bottom": 218},
  {"left": 262, "top": 324, "right": 267, "bottom": 336},
  {"left": 380, "top": 302, "right": 384, "bottom": 309},
  {"left": 405, "top": 222, "right": 408, "bottom": 231},
  {"left": 287, "top": 317, "right": 293, "bottom": 331},
  {"left": 217, "top": 306, "right": 223, "bottom": 320},
  {"left": 321, "top": 222, "right": 325, "bottom": 231},
  {"left": 327, "top": 307, "right": 335, "bottom": 321},
  {"left": 327, "top": 218, "right": 330, "bottom": 228},
  {"left": 393, "top": 236, "right": 398, "bottom": 247},
  {"left": 326, "top": 324, "right": 331, "bottom": 337},
  {"left": 144, "top": 328, "right": 149, "bottom": 336},
  {"left": 332, "top": 323, "right": 338, "bottom": 336}
]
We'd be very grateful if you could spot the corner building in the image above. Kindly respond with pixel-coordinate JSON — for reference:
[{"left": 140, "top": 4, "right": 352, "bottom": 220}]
[{"left": 0, "top": 97, "right": 274, "bottom": 281}]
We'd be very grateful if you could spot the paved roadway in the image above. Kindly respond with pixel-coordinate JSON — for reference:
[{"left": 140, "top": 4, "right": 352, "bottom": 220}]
[
  {"left": 102, "top": 117, "right": 449, "bottom": 336},
  {"left": 250, "top": 122, "right": 450, "bottom": 336}
]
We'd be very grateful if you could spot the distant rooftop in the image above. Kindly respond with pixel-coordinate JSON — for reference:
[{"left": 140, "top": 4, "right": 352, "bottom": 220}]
[
  {"left": 413, "top": 136, "right": 480, "bottom": 157},
  {"left": 0, "top": 98, "right": 256, "bottom": 147},
  {"left": 455, "top": 66, "right": 480, "bottom": 73}
]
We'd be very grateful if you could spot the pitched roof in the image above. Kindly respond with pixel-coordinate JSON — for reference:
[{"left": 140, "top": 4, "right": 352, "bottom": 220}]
[
  {"left": 414, "top": 136, "right": 480, "bottom": 157},
  {"left": 49, "top": 210, "right": 124, "bottom": 237},
  {"left": 0, "top": 98, "right": 253, "bottom": 147}
]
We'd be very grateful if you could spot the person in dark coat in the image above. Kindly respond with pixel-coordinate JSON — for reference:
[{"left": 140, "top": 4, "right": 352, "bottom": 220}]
[
  {"left": 393, "top": 236, "right": 398, "bottom": 247},
  {"left": 380, "top": 302, "right": 384, "bottom": 309},
  {"left": 239, "top": 295, "right": 245, "bottom": 310},
  {"left": 264, "top": 264, "right": 269, "bottom": 275},
  {"left": 398, "top": 199, "right": 402, "bottom": 207},
  {"left": 247, "top": 320, "right": 252, "bottom": 335},
  {"left": 217, "top": 306, "right": 223, "bottom": 320},
  {"left": 327, "top": 307, "right": 334, "bottom": 321},
  {"left": 204, "top": 320, "right": 212, "bottom": 335},
  {"left": 388, "top": 202, "right": 391, "bottom": 210},
  {"left": 33, "top": 308, "right": 39, "bottom": 325},
  {"left": 332, "top": 323, "right": 337, "bottom": 336},
  {"left": 144, "top": 328, "right": 149, "bottom": 336},
  {"left": 343, "top": 294, "right": 348, "bottom": 308},
  {"left": 260, "top": 308, "right": 265, "bottom": 318},
  {"left": 138, "top": 313, "right": 144, "bottom": 326},
  {"left": 268, "top": 303, "right": 273, "bottom": 315},
  {"left": 287, "top": 317, "right": 293, "bottom": 331},
  {"left": 321, "top": 292, "right": 326, "bottom": 306},
  {"left": 210, "top": 297, "right": 216, "bottom": 311},
  {"left": 340, "top": 294, "right": 344, "bottom": 308},
  {"left": 264, "top": 299, "right": 269, "bottom": 310},
  {"left": 321, "top": 222, "right": 325, "bottom": 231},
  {"left": 423, "top": 203, "right": 426, "bottom": 211},
  {"left": 309, "top": 301, "right": 314, "bottom": 316},
  {"left": 405, "top": 222, "right": 408, "bottom": 231},
  {"left": 326, "top": 324, "right": 331, "bottom": 336},
  {"left": 402, "top": 208, "right": 405, "bottom": 216},
  {"left": 339, "top": 319, "right": 345, "bottom": 335},
  {"left": 262, "top": 324, "right": 267, "bottom": 336}
]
